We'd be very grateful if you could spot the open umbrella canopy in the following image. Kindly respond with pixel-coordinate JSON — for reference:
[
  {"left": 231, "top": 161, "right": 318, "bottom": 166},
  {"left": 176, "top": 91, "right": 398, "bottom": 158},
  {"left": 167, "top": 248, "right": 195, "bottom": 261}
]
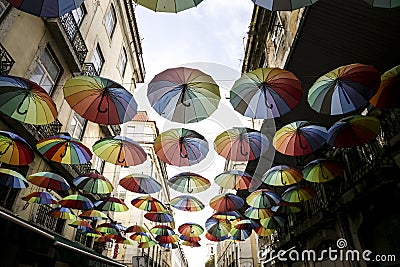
[
  {"left": 131, "top": 195, "right": 166, "bottom": 212},
  {"left": 73, "top": 172, "right": 113, "bottom": 194},
  {"left": 181, "top": 241, "right": 201, "bottom": 247},
  {"left": 230, "top": 67, "right": 302, "bottom": 119},
  {"left": 155, "top": 128, "right": 209, "bottom": 167},
  {"left": 205, "top": 217, "right": 231, "bottom": 237},
  {"left": 370, "top": 65, "right": 400, "bottom": 108},
  {"left": 130, "top": 232, "right": 152, "bottom": 243},
  {"left": 273, "top": 121, "right": 328, "bottom": 156},
  {"left": 144, "top": 212, "right": 174, "bottom": 223},
  {"left": 205, "top": 232, "right": 229, "bottom": 242},
  {"left": 116, "top": 237, "right": 135, "bottom": 245},
  {"left": 246, "top": 189, "right": 281, "bottom": 209},
  {"left": 209, "top": 193, "right": 244, "bottom": 212},
  {"left": 126, "top": 224, "right": 147, "bottom": 234},
  {"left": 78, "top": 209, "right": 108, "bottom": 220},
  {"left": 262, "top": 165, "right": 303, "bottom": 186},
  {"left": 27, "top": 172, "right": 70, "bottom": 191},
  {"left": 119, "top": 173, "right": 161, "bottom": 194},
  {"left": 252, "top": 0, "right": 318, "bottom": 11},
  {"left": 214, "top": 127, "right": 269, "bottom": 161},
  {"left": 179, "top": 235, "right": 200, "bottom": 243},
  {"left": 96, "top": 223, "right": 120, "bottom": 235},
  {"left": 211, "top": 211, "right": 242, "bottom": 221},
  {"left": 156, "top": 234, "right": 179, "bottom": 244},
  {"left": 147, "top": 67, "right": 220, "bottom": 123},
  {"left": 170, "top": 195, "right": 205, "bottom": 212},
  {"left": 150, "top": 225, "right": 175, "bottom": 236},
  {"left": 0, "top": 168, "right": 28, "bottom": 188},
  {"left": 254, "top": 226, "right": 276, "bottom": 237},
  {"left": 233, "top": 219, "right": 260, "bottom": 231},
  {"left": 282, "top": 186, "right": 317, "bottom": 203},
  {"left": 229, "top": 228, "right": 252, "bottom": 241},
  {"left": 22, "top": 191, "right": 57, "bottom": 204},
  {"left": 303, "top": 159, "right": 344, "bottom": 183},
  {"left": 63, "top": 76, "right": 138, "bottom": 125},
  {"left": 0, "top": 131, "right": 34, "bottom": 166},
  {"left": 94, "top": 197, "right": 129, "bottom": 212},
  {"left": 167, "top": 172, "right": 210, "bottom": 194},
  {"left": 68, "top": 220, "right": 93, "bottom": 230},
  {"left": 94, "top": 235, "right": 113, "bottom": 243},
  {"left": 363, "top": 0, "right": 400, "bottom": 8},
  {"left": 271, "top": 201, "right": 301, "bottom": 214},
  {"left": 58, "top": 194, "right": 94, "bottom": 210},
  {"left": 308, "top": 63, "right": 380, "bottom": 115},
  {"left": 4, "top": 0, "right": 84, "bottom": 17},
  {"left": 214, "top": 170, "right": 253, "bottom": 190},
  {"left": 138, "top": 240, "right": 158, "bottom": 248},
  {"left": 37, "top": 134, "right": 92, "bottom": 164},
  {"left": 159, "top": 242, "right": 179, "bottom": 249},
  {"left": 48, "top": 207, "right": 76, "bottom": 220},
  {"left": 82, "top": 228, "right": 103, "bottom": 238},
  {"left": 93, "top": 135, "right": 146, "bottom": 167},
  {"left": 244, "top": 206, "right": 273, "bottom": 220},
  {"left": 0, "top": 75, "right": 57, "bottom": 125},
  {"left": 260, "top": 215, "right": 286, "bottom": 229},
  {"left": 327, "top": 115, "right": 381, "bottom": 148},
  {"left": 134, "top": 0, "right": 204, "bottom": 12},
  {"left": 178, "top": 223, "right": 204, "bottom": 237}
]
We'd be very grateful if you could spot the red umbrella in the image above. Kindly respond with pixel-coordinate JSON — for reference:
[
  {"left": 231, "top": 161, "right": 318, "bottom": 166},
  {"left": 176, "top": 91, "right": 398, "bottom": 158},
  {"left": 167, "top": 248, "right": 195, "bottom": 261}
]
[
  {"left": 370, "top": 65, "right": 400, "bottom": 109},
  {"left": 27, "top": 172, "right": 70, "bottom": 191},
  {"left": 209, "top": 193, "right": 244, "bottom": 212},
  {"left": 0, "top": 130, "right": 34, "bottom": 165}
]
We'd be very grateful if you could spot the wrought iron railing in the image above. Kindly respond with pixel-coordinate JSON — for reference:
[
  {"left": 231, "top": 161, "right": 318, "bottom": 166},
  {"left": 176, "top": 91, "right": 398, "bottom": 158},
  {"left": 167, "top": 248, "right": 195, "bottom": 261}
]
[
  {"left": 81, "top": 62, "right": 99, "bottom": 76},
  {"left": 0, "top": 43, "right": 15, "bottom": 75},
  {"left": 22, "top": 119, "right": 63, "bottom": 140},
  {"left": 110, "top": 125, "right": 121, "bottom": 135}
]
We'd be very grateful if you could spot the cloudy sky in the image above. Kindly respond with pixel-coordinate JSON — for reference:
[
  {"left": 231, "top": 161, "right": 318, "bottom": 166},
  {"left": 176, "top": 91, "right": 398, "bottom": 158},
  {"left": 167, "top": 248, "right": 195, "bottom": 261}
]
[{"left": 133, "top": 0, "right": 254, "bottom": 266}]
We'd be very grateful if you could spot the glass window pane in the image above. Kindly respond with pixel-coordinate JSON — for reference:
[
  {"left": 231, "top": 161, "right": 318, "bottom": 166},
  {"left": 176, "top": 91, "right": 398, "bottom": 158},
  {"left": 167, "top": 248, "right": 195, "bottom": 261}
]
[
  {"left": 31, "top": 65, "right": 45, "bottom": 85},
  {"left": 105, "top": 6, "right": 116, "bottom": 37},
  {"left": 118, "top": 48, "right": 127, "bottom": 75},
  {"left": 41, "top": 76, "right": 52, "bottom": 94},
  {"left": 71, "top": 6, "right": 84, "bottom": 25},
  {"left": 41, "top": 49, "right": 60, "bottom": 81}
]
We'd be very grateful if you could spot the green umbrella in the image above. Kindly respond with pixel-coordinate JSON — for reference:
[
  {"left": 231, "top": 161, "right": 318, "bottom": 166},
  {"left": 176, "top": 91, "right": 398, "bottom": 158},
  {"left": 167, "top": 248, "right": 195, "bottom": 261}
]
[
  {"left": 73, "top": 172, "right": 114, "bottom": 194},
  {"left": 260, "top": 215, "right": 286, "bottom": 229},
  {"left": 282, "top": 186, "right": 317, "bottom": 203},
  {"left": 302, "top": 159, "right": 343, "bottom": 183}
]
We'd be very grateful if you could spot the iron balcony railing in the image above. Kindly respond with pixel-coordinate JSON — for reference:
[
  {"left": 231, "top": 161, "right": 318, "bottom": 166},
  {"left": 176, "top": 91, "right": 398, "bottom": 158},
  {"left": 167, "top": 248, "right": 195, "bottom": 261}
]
[
  {"left": 81, "top": 62, "right": 99, "bottom": 76},
  {"left": 0, "top": 43, "right": 15, "bottom": 75}
]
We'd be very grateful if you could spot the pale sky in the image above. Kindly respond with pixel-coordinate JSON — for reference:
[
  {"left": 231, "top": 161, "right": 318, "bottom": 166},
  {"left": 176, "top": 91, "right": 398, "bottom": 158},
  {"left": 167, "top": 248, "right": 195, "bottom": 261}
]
[{"left": 133, "top": 1, "right": 254, "bottom": 266}]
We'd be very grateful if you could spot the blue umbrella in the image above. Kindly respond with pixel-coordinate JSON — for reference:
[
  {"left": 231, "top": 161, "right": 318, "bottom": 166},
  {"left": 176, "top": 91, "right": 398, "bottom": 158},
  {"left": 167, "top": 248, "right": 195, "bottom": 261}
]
[
  {"left": 5, "top": 0, "right": 84, "bottom": 17},
  {"left": 0, "top": 168, "right": 28, "bottom": 188}
]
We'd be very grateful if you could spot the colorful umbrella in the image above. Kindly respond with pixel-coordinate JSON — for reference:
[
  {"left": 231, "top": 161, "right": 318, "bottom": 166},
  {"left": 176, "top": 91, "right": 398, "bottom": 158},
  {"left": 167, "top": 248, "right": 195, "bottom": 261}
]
[
  {"left": 147, "top": 67, "right": 220, "bottom": 123},
  {"left": 370, "top": 65, "right": 400, "bottom": 108},
  {"left": 229, "top": 228, "right": 252, "bottom": 241},
  {"left": 178, "top": 223, "right": 204, "bottom": 237},
  {"left": 254, "top": 227, "right": 276, "bottom": 237},
  {"left": 244, "top": 207, "right": 273, "bottom": 220},
  {"left": 37, "top": 134, "right": 92, "bottom": 164},
  {"left": 363, "top": 0, "right": 400, "bottom": 8},
  {"left": 116, "top": 237, "right": 135, "bottom": 245},
  {"left": 0, "top": 131, "right": 34, "bottom": 165},
  {"left": 150, "top": 225, "right": 175, "bottom": 236},
  {"left": 181, "top": 241, "right": 201, "bottom": 247},
  {"left": 205, "top": 232, "right": 229, "bottom": 242},
  {"left": 93, "top": 135, "right": 146, "bottom": 167},
  {"left": 94, "top": 235, "right": 113, "bottom": 243},
  {"left": 272, "top": 121, "right": 328, "bottom": 156},
  {"left": 303, "top": 159, "right": 343, "bottom": 183},
  {"left": 154, "top": 128, "right": 209, "bottom": 167},
  {"left": 230, "top": 67, "right": 302, "bottom": 119},
  {"left": 73, "top": 172, "right": 113, "bottom": 194},
  {"left": 48, "top": 207, "right": 76, "bottom": 220},
  {"left": 246, "top": 189, "right": 281, "bottom": 208},
  {"left": 125, "top": 224, "right": 147, "bottom": 233},
  {"left": 22, "top": 191, "right": 57, "bottom": 204},
  {"left": 68, "top": 220, "right": 93, "bottom": 230},
  {"left": 58, "top": 194, "right": 94, "bottom": 210},
  {"left": 134, "top": 0, "right": 204, "bottom": 12},
  {"left": 167, "top": 172, "right": 210, "bottom": 194},
  {"left": 4, "top": 0, "right": 84, "bottom": 17},
  {"left": 271, "top": 201, "right": 301, "bottom": 214},
  {"left": 138, "top": 240, "right": 158, "bottom": 248},
  {"left": 327, "top": 115, "right": 381, "bottom": 148},
  {"left": 119, "top": 173, "right": 161, "bottom": 194},
  {"left": 209, "top": 193, "right": 244, "bottom": 212},
  {"left": 156, "top": 234, "right": 179, "bottom": 244},
  {"left": 96, "top": 223, "right": 120, "bottom": 235},
  {"left": 308, "top": 63, "right": 380, "bottom": 115},
  {"left": 144, "top": 212, "right": 174, "bottom": 223},
  {"left": 233, "top": 219, "right": 260, "bottom": 231},
  {"left": 211, "top": 211, "right": 242, "bottom": 221},
  {"left": 94, "top": 197, "right": 129, "bottom": 212},
  {"left": 0, "top": 168, "right": 28, "bottom": 188},
  {"left": 130, "top": 232, "right": 152, "bottom": 243},
  {"left": 159, "top": 242, "right": 179, "bottom": 249},
  {"left": 214, "top": 127, "right": 269, "bottom": 161},
  {"left": 282, "top": 186, "right": 317, "bottom": 203},
  {"left": 260, "top": 215, "right": 286, "bottom": 229},
  {"left": 262, "top": 165, "right": 303, "bottom": 186},
  {"left": 64, "top": 76, "right": 138, "bottom": 125},
  {"left": 82, "top": 228, "right": 103, "bottom": 238},
  {"left": 170, "top": 195, "right": 205, "bottom": 212},
  {"left": 131, "top": 195, "right": 166, "bottom": 212},
  {"left": 27, "top": 172, "right": 70, "bottom": 191},
  {"left": 78, "top": 209, "right": 108, "bottom": 220},
  {"left": 214, "top": 170, "right": 252, "bottom": 190},
  {"left": 0, "top": 75, "right": 57, "bottom": 124},
  {"left": 205, "top": 217, "right": 231, "bottom": 237},
  {"left": 251, "top": 0, "right": 318, "bottom": 11}
]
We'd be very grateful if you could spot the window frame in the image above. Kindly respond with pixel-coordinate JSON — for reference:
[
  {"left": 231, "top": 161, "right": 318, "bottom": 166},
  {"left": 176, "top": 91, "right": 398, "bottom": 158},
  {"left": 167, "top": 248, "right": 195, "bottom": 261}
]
[
  {"left": 104, "top": 4, "right": 117, "bottom": 38},
  {"left": 71, "top": 4, "right": 87, "bottom": 27},
  {"left": 271, "top": 14, "right": 285, "bottom": 58},
  {"left": 117, "top": 46, "right": 127, "bottom": 77},
  {"left": 0, "top": 0, "right": 10, "bottom": 22},
  {"left": 91, "top": 44, "right": 105, "bottom": 75},
  {"left": 67, "top": 111, "right": 87, "bottom": 140}
]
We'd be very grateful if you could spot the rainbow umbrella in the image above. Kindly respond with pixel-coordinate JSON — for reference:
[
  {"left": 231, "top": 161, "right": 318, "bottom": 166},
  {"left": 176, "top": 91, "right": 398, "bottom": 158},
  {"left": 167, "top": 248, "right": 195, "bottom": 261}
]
[
  {"left": 134, "top": 0, "right": 204, "bottom": 13},
  {"left": 154, "top": 128, "right": 209, "bottom": 167},
  {"left": 48, "top": 207, "right": 76, "bottom": 220},
  {"left": 170, "top": 195, "right": 205, "bottom": 212},
  {"left": 327, "top": 115, "right": 381, "bottom": 148},
  {"left": 144, "top": 212, "right": 174, "bottom": 223},
  {"left": 131, "top": 195, "right": 166, "bottom": 212},
  {"left": 138, "top": 240, "right": 158, "bottom": 248},
  {"left": 214, "top": 127, "right": 269, "bottom": 161},
  {"left": 22, "top": 191, "right": 57, "bottom": 204},
  {"left": 370, "top": 65, "right": 400, "bottom": 108},
  {"left": 205, "top": 217, "right": 231, "bottom": 237},
  {"left": 27, "top": 172, "right": 70, "bottom": 191},
  {"left": 4, "top": 0, "right": 84, "bottom": 17},
  {"left": 0, "top": 168, "right": 28, "bottom": 188},
  {"left": 262, "top": 165, "right": 303, "bottom": 186},
  {"left": 282, "top": 186, "right": 317, "bottom": 203},
  {"left": 147, "top": 67, "right": 220, "bottom": 123},
  {"left": 229, "top": 228, "right": 252, "bottom": 241},
  {"left": 63, "top": 76, "right": 137, "bottom": 125},
  {"left": 82, "top": 228, "right": 102, "bottom": 238},
  {"left": 230, "top": 67, "right": 302, "bottom": 119},
  {"left": 93, "top": 135, "right": 146, "bottom": 167},
  {"left": 159, "top": 242, "right": 179, "bottom": 249},
  {"left": 303, "top": 159, "right": 343, "bottom": 183},
  {"left": 211, "top": 211, "right": 242, "bottom": 221},
  {"left": 246, "top": 189, "right": 281, "bottom": 208},
  {"left": 150, "top": 225, "right": 175, "bottom": 236},
  {"left": 167, "top": 172, "right": 210, "bottom": 194},
  {"left": 181, "top": 241, "right": 201, "bottom": 247},
  {"left": 156, "top": 234, "right": 179, "bottom": 244},
  {"left": 205, "top": 232, "right": 229, "bottom": 242},
  {"left": 214, "top": 170, "right": 252, "bottom": 190},
  {"left": 0, "top": 75, "right": 57, "bottom": 124},
  {"left": 272, "top": 121, "right": 328, "bottom": 156},
  {"left": 126, "top": 224, "right": 147, "bottom": 233},
  {"left": 78, "top": 209, "right": 108, "bottom": 220},
  {"left": 260, "top": 215, "right": 286, "bottom": 229},
  {"left": 116, "top": 237, "right": 135, "bottom": 245},
  {"left": 130, "top": 232, "right": 152, "bottom": 243},
  {"left": 271, "top": 201, "right": 301, "bottom": 214},
  {"left": 68, "top": 220, "right": 93, "bottom": 230},
  {"left": 244, "top": 206, "right": 273, "bottom": 220},
  {"left": 178, "top": 223, "right": 204, "bottom": 237},
  {"left": 96, "top": 223, "right": 120, "bottom": 235},
  {"left": 254, "top": 227, "right": 276, "bottom": 237},
  {"left": 363, "top": 0, "right": 400, "bottom": 8},
  {"left": 0, "top": 131, "right": 34, "bottom": 165},
  {"left": 233, "top": 219, "right": 260, "bottom": 231},
  {"left": 94, "top": 235, "right": 113, "bottom": 243},
  {"left": 73, "top": 172, "right": 113, "bottom": 194},
  {"left": 308, "top": 63, "right": 380, "bottom": 115},
  {"left": 119, "top": 173, "right": 161, "bottom": 194},
  {"left": 252, "top": 0, "right": 318, "bottom": 11},
  {"left": 94, "top": 197, "right": 129, "bottom": 212},
  {"left": 209, "top": 193, "right": 244, "bottom": 212},
  {"left": 58, "top": 194, "right": 94, "bottom": 210},
  {"left": 37, "top": 134, "right": 92, "bottom": 164}
]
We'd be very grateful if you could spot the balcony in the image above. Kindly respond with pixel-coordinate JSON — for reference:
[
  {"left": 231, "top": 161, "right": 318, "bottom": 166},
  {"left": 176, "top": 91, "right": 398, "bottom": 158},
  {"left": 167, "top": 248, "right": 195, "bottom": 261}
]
[
  {"left": 0, "top": 42, "right": 15, "bottom": 75},
  {"left": 81, "top": 62, "right": 99, "bottom": 76}
]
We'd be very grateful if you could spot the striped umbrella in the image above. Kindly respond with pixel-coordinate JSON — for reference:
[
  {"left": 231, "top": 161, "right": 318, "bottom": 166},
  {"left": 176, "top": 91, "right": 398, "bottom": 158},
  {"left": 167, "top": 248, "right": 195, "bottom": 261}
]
[
  {"left": 68, "top": 220, "right": 93, "bottom": 230},
  {"left": 252, "top": 0, "right": 318, "bottom": 11},
  {"left": 370, "top": 65, "right": 400, "bottom": 108},
  {"left": 73, "top": 172, "right": 113, "bottom": 194},
  {"left": 4, "top": 0, "right": 84, "bottom": 17},
  {"left": 211, "top": 211, "right": 242, "bottom": 221},
  {"left": 244, "top": 206, "right": 273, "bottom": 220},
  {"left": 96, "top": 223, "right": 120, "bottom": 235},
  {"left": 93, "top": 135, "right": 146, "bottom": 167},
  {"left": 78, "top": 209, "right": 108, "bottom": 220},
  {"left": 229, "top": 228, "right": 252, "bottom": 241},
  {"left": 214, "top": 170, "right": 252, "bottom": 190},
  {"left": 138, "top": 240, "right": 158, "bottom": 248},
  {"left": 303, "top": 159, "right": 343, "bottom": 183},
  {"left": 116, "top": 237, "right": 135, "bottom": 245},
  {"left": 271, "top": 201, "right": 301, "bottom": 214},
  {"left": 126, "top": 224, "right": 147, "bottom": 233},
  {"left": 130, "top": 232, "right": 152, "bottom": 243},
  {"left": 131, "top": 195, "right": 166, "bottom": 212},
  {"left": 273, "top": 121, "right": 328, "bottom": 156},
  {"left": 144, "top": 212, "right": 174, "bottom": 223},
  {"left": 0, "top": 168, "right": 28, "bottom": 188},
  {"left": 254, "top": 227, "right": 276, "bottom": 237},
  {"left": 82, "top": 228, "right": 103, "bottom": 238},
  {"left": 205, "top": 217, "right": 231, "bottom": 237},
  {"left": 27, "top": 172, "right": 70, "bottom": 191},
  {"left": 119, "top": 173, "right": 161, "bottom": 194},
  {"left": 179, "top": 235, "right": 201, "bottom": 243},
  {"left": 94, "top": 197, "right": 129, "bottom": 212},
  {"left": 246, "top": 189, "right": 281, "bottom": 208},
  {"left": 134, "top": 0, "right": 204, "bottom": 13},
  {"left": 178, "top": 223, "right": 204, "bottom": 237},
  {"left": 150, "top": 225, "right": 175, "bottom": 236},
  {"left": 260, "top": 215, "right": 286, "bottom": 229},
  {"left": 205, "top": 232, "right": 229, "bottom": 242},
  {"left": 209, "top": 193, "right": 244, "bottom": 212},
  {"left": 170, "top": 195, "right": 205, "bottom": 212},
  {"left": 58, "top": 195, "right": 94, "bottom": 210},
  {"left": 0, "top": 131, "right": 34, "bottom": 166},
  {"left": 181, "top": 241, "right": 201, "bottom": 247},
  {"left": 168, "top": 172, "right": 210, "bottom": 194},
  {"left": 282, "top": 186, "right": 317, "bottom": 203},
  {"left": 22, "top": 191, "right": 57, "bottom": 204},
  {"left": 262, "top": 165, "right": 303, "bottom": 186},
  {"left": 159, "top": 242, "right": 179, "bottom": 249},
  {"left": 94, "top": 235, "right": 113, "bottom": 243},
  {"left": 48, "top": 207, "right": 76, "bottom": 220},
  {"left": 37, "top": 134, "right": 92, "bottom": 164},
  {"left": 233, "top": 219, "right": 260, "bottom": 231}
]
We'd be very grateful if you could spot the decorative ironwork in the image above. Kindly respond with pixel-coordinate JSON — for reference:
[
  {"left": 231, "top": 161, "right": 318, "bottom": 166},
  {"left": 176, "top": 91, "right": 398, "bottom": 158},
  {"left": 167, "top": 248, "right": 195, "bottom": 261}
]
[
  {"left": 81, "top": 62, "right": 99, "bottom": 76},
  {"left": 110, "top": 125, "right": 121, "bottom": 135},
  {"left": 0, "top": 43, "right": 15, "bottom": 75},
  {"left": 22, "top": 119, "right": 63, "bottom": 140},
  {"left": 70, "top": 162, "right": 92, "bottom": 176}
]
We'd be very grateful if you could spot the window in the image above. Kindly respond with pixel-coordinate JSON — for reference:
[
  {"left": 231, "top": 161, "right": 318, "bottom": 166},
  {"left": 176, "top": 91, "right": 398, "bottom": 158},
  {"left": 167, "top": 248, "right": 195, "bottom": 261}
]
[
  {"left": 67, "top": 112, "right": 86, "bottom": 139},
  {"left": 105, "top": 5, "right": 116, "bottom": 38},
  {"left": 118, "top": 47, "right": 127, "bottom": 76},
  {"left": 92, "top": 154, "right": 105, "bottom": 174},
  {"left": 91, "top": 44, "right": 104, "bottom": 74},
  {"left": 271, "top": 14, "right": 285, "bottom": 56},
  {"left": 30, "top": 46, "right": 61, "bottom": 95},
  {"left": 0, "top": 0, "right": 9, "bottom": 21},
  {"left": 33, "top": 204, "right": 65, "bottom": 234},
  {"left": 71, "top": 4, "right": 86, "bottom": 26},
  {"left": 126, "top": 126, "right": 136, "bottom": 137}
]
